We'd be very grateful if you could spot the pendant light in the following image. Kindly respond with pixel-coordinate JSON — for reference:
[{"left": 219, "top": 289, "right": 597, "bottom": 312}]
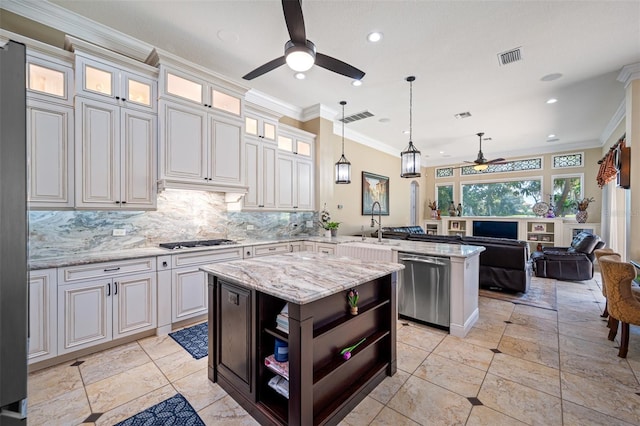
[
  {"left": 335, "top": 100, "right": 351, "bottom": 184},
  {"left": 400, "top": 76, "right": 421, "bottom": 178}
]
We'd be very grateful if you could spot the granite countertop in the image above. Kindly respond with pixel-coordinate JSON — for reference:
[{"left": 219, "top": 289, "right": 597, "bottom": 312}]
[{"left": 200, "top": 251, "right": 404, "bottom": 305}]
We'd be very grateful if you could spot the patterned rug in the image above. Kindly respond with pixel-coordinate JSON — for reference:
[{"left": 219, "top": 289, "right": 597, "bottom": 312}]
[
  {"left": 115, "top": 393, "right": 205, "bottom": 426},
  {"left": 479, "top": 277, "right": 557, "bottom": 310},
  {"left": 169, "top": 322, "right": 208, "bottom": 359}
]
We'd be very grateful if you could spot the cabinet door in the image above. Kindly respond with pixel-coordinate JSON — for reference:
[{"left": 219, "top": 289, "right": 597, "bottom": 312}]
[
  {"left": 58, "top": 279, "right": 112, "bottom": 354},
  {"left": 121, "top": 108, "right": 156, "bottom": 208},
  {"left": 209, "top": 114, "right": 242, "bottom": 185},
  {"left": 113, "top": 272, "right": 156, "bottom": 339},
  {"left": 27, "top": 100, "right": 74, "bottom": 208},
  {"left": 276, "top": 155, "right": 295, "bottom": 209},
  {"left": 28, "top": 269, "right": 57, "bottom": 363},
  {"left": 75, "top": 98, "right": 121, "bottom": 207},
  {"left": 76, "top": 57, "right": 119, "bottom": 103},
  {"left": 160, "top": 101, "right": 208, "bottom": 183},
  {"left": 244, "top": 139, "right": 260, "bottom": 208},
  {"left": 262, "top": 144, "right": 277, "bottom": 209},
  {"left": 27, "top": 57, "right": 72, "bottom": 105},
  {"left": 121, "top": 71, "right": 156, "bottom": 112},
  {"left": 172, "top": 267, "right": 208, "bottom": 322},
  {"left": 295, "top": 159, "right": 313, "bottom": 210}
]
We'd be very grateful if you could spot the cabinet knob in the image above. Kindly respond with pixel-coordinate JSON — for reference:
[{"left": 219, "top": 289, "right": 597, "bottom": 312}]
[
  {"left": 115, "top": 96, "right": 120, "bottom": 100},
  {"left": 162, "top": 261, "right": 168, "bottom": 267},
  {"left": 121, "top": 201, "right": 127, "bottom": 204},
  {"left": 121, "top": 98, "right": 126, "bottom": 101},
  {"left": 114, "top": 201, "right": 121, "bottom": 204}
]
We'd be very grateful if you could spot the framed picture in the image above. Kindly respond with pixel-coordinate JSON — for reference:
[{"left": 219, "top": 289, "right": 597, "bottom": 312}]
[
  {"left": 532, "top": 223, "right": 546, "bottom": 232},
  {"left": 362, "top": 171, "right": 389, "bottom": 215}
]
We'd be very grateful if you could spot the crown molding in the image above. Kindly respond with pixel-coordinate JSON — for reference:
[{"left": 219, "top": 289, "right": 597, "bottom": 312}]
[
  {"left": 617, "top": 62, "right": 640, "bottom": 87},
  {"left": 300, "top": 104, "right": 338, "bottom": 122},
  {"left": 245, "top": 89, "right": 302, "bottom": 120},
  {"left": 600, "top": 99, "right": 626, "bottom": 144},
  {"left": 0, "top": 29, "right": 73, "bottom": 62},
  {"left": 2, "top": 0, "right": 153, "bottom": 61},
  {"left": 330, "top": 120, "right": 399, "bottom": 158}
]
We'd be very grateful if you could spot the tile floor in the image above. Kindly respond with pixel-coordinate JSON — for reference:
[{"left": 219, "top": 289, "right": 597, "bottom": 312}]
[{"left": 28, "top": 273, "right": 640, "bottom": 425}]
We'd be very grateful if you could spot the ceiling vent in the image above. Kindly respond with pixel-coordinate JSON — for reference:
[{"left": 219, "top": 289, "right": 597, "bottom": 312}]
[
  {"left": 339, "top": 110, "right": 374, "bottom": 123},
  {"left": 498, "top": 47, "right": 522, "bottom": 66},
  {"left": 454, "top": 112, "right": 472, "bottom": 119}
]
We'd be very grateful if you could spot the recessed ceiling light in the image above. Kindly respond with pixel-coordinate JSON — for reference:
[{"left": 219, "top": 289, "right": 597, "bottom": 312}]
[
  {"left": 546, "top": 98, "right": 558, "bottom": 104},
  {"left": 548, "top": 134, "right": 556, "bottom": 138},
  {"left": 541, "top": 73, "right": 563, "bottom": 82},
  {"left": 294, "top": 72, "right": 306, "bottom": 80},
  {"left": 351, "top": 79, "right": 362, "bottom": 87},
  {"left": 367, "top": 32, "right": 383, "bottom": 43},
  {"left": 439, "top": 151, "right": 444, "bottom": 154}
]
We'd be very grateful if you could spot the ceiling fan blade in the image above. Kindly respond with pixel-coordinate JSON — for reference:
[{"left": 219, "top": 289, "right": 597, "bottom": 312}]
[
  {"left": 487, "top": 158, "right": 506, "bottom": 164},
  {"left": 282, "top": 0, "right": 306, "bottom": 44},
  {"left": 242, "top": 56, "right": 286, "bottom": 80},
  {"left": 315, "top": 52, "right": 365, "bottom": 80}
]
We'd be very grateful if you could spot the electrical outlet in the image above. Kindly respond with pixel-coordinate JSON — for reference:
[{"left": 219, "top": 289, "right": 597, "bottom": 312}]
[
  {"left": 306, "top": 221, "right": 313, "bottom": 227},
  {"left": 112, "top": 228, "right": 126, "bottom": 236},
  {"left": 247, "top": 225, "right": 255, "bottom": 230}
]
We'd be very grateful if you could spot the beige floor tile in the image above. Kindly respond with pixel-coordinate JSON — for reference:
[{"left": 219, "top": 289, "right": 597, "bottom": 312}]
[
  {"left": 512, "top": 304, "right": 558, "bottom": 321},
  {"left": 369, "top": 368, "right": 411, "bottom": 404},
  {"left": 561, "top": 371, "right": 640, "bottom": 425},
  {"left": 153, "top": 348, "right": 209, "bottom": 382},
  {"left": 562, "top": 400, "right": 636, "bottom": 426},
  {"left": 387, "top": 375, "right": 472, "bottom": 425},
  {"left": 558, "top": 334, "right": 619, "bottom": 360},
  {"left": 509, "top": 312, "right": 558, "bottom": 333},
  {"left": 337, "top": 396, "right": 384, "bottom": 426},
  {"left": 459, "top": 326, "right": 503, "bottom": 349},
  {"left": 396, "top": 322, "right": 446, "bottom": 352},
  {"left": 560, "top": 351, "right": 639, "bottom": 389},
  {"left": 28, "top": 387, "right": 91, "bottom": 425},
  {"left": 197, "top": 394, "right": 260, "bottom": 425},
  {"left": 85, "top": 362, "right": 169, "bottom": 413},
  {"left": 558, "top": 320, "right": 617, "bottom": 345},
  {"left": 498, "top": 335, "right": 560, "bottom": 369},
  {"left": 370, "top": 407, "right": 420, "bottom": 425},
  {"left": 488, "top": 353, "right": 561, "bottom": 397},
  {"left": 79, "top": 341, "right": 151, "bottom": 385},
  {"left": 478, "top": 297, "right": 515, "bottom": 314},
  {"left": 478, "top": 373, "right": 562, "bottom": 425},
  {"left": 465, "top": 405, "right": 527, "bottom": 426},
  {"left": 471, "top": 315, "right": 508, "bottom": 334},
  {"left": 94, "top": 384, "right": 177, "bottom": 426},
  {"left": 413, "top": 353, "right": 485, "bottom": 397},
  {"left": 558, "top": 304, "right": 603, "bottom": 323},
  {"left": 27, "top": 362, "right": 84, "bottom": 407},
  {"left": 172, "top": 369, "right": 227, "bottom": 411},
  {"left": 396, "top": 341, "right": 429, "bottom": 374},
  {"left": 138, "top": 333, "right": 184, "bottom": 360},
  {"left": 503, "top": 323, "right": 559, "bottom": 350},
  {"left": 432, "top": 336, "right": 494, "bottom": 371}
]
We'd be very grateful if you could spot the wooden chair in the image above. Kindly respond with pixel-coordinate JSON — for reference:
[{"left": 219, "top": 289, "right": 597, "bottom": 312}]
[{"left": 599, "top": 255, "right": 640, "bottom": 358}]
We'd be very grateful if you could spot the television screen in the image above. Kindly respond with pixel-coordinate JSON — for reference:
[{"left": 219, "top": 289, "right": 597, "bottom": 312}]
[{"left": 472, "top": 220, "right": 518, "bottom": 240}]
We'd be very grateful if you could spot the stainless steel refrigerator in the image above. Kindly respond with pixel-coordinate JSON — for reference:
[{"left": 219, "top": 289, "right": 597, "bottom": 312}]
[{"left": 0, "top": 39, "right": 28, "bottom": 424}]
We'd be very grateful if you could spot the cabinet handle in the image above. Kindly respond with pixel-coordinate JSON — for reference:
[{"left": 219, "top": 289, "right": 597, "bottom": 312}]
[
  {"left": 258, "top": 205, "right": 264, "bottom": 207},
  {"left": 115, "top": 96, "right": 120, "bottom": 100},
  {"left": 293, "top": 206, "right": 298, "bottom": 209},
  {"left": 114, "top": 282, "right": 118, "bottom": 295},
  {"left": 162, "top": 261, "right": 168, "bottom": 267},
  {"left": 121, "top": 98, "right": 126, "bottom": 101},
  {"left": 121, "top": 201, "right": 127, "bottom": 204},
  {"left": 107, "top": 283, "right": 111, "bottom": 296},
  {"left": 104, "top": 267, "right": 121, "bottom": 272},
  {"left": 115, "top": 201, "right": 121, "bottom": 204},
  {"left": 268, "top": 247, "right": 276, "bottom": 251}
]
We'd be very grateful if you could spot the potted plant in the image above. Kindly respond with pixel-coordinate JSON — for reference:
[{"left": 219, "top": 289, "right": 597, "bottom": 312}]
[
  {"left": 325, "top": 221, "right": 340, "bottom": 237},
  {"left": 575, "top": 197, "right": 595, "bottom": 223},
  {"left": 347, "top": 289, "right": 359, "bottom": 315}
]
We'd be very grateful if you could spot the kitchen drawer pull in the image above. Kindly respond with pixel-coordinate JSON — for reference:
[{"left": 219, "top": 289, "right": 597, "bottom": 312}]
[
  {"left": 107, "top": 283, "right": 111, "bottom": 296},
  {"left": 103, "top": 267, "right": 121, "bottom": 272},
  {"left": 114, "top": 282, "right": 118, "bottom": 295},
  {"left": 268, "top": 247, "right": 276, "bottom": 251}
]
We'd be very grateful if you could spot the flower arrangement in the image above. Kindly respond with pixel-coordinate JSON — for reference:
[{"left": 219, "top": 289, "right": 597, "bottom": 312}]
[
  {"left": 575, "top": 197, "right": 595, "bottom": 211},
  {"left": 427, "top": 200, "right": 437, "bottom": 211},
  {"left": 347, "top": 289, "right": 359, "bottom": 308},
  {"left": 340, "top": 337, "right": 366, "bottom": 360}
]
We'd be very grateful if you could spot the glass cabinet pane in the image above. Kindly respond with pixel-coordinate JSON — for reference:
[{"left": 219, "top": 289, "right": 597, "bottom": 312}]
[
  {"left": 28, "top": 64, "right": 65, "bottom": 97},
  {"left": 245, "top": 117, "right": 258, "bottom": 136},
  {"left": 263, "top": 122, "right": 276, "bottom": 140},
  {"left": 84, "top": 65, "right": 113, "bottom": 96},
  {"left": 296, "top": 140, "right": 311, "bottom": 156},
  {"left": 212, "top": 90, "right": 240, "bottom": 115},
  {"left": 278, "top": 136, "right": 293, "bottom": 152},
  {"left": 127, "top": 79, "right": 151, "bottom": 107},
  {"left": 167, "top": 72, "right": 202, "bottom": 103}
]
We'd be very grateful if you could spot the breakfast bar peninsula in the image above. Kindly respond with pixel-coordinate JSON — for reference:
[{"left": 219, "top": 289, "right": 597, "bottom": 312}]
[{"left": 201, "top": 252, "right": 404, "bottom": 426}]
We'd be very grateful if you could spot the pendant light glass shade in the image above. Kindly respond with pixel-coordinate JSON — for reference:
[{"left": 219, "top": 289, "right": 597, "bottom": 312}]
[
  {"left": 400, "top": 76, "right": 421, "bottom": 178},
  {"left": 335, "top": 101, "right": 351, "bottom": 184}
]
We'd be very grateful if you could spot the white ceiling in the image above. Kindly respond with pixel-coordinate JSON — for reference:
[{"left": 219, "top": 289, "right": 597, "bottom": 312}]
[{"left": 42, "top": 1, "right": 640, "bottom": 165}]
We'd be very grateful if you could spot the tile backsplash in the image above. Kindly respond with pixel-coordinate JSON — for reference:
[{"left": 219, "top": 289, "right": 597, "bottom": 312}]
[{"left": 29, "top": 190, "right": 316, "bottom": 258}]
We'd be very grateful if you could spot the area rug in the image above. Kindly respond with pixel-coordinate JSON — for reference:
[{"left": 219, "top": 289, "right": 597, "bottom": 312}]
[
  {"left": 169, "top": 322, "right": 208, "bottom": 359},
  {"left": 479, "top": 276, "right": 557, "bottom": 310},
  {"left": 115, "top": 393, "right": 204, "bottom": 426}
]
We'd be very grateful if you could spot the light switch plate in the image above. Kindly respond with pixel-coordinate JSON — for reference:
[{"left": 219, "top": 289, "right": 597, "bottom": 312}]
[{"left": 112, "top": 229, "right": 126, "bottom": 236}]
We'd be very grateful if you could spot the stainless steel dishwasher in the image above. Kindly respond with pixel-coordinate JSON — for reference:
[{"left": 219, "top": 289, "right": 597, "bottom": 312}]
[{"left": 398, "top": 253, "right": 451, "bottom": 329}]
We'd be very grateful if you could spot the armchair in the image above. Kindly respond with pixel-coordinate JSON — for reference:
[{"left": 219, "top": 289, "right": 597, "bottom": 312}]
[{"left": 531, "top": 231, "right": 604, "bottom": 281}]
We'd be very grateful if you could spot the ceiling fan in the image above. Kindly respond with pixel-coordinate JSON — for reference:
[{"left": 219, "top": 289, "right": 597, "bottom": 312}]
[
  {"left": 242, "top": 0, "right": 366, "bottom": 81},
  {"left": 460, "top": 132, "right": 506, "bottom": 171}
]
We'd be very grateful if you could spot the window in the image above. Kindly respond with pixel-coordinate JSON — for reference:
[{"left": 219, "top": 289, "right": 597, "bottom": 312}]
[
  {"left": 461, "top": 179, "right": 541, "bottom": 216},
  {"left": 436, "top": 184, "right": 454, "bottom": 214},
  {"left": 552, "top": 174, "right": 583, "bottom": 217}
]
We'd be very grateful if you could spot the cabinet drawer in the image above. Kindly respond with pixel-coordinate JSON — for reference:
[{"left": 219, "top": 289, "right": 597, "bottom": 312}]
[
  {"left": 316, "top": 243, "right": 336, "bottom": 255},
  {"left": 172, "top": 247, "right": 243, "bottom": 268},
  {"left": 59, "top": 257, "right": 156, "bottom": 283},
  {"left": 253, "top": 243, "right": 290, "bottom": 257}
]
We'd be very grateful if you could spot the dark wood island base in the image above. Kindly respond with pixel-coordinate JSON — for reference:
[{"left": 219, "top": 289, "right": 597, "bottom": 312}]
[{"left": 207, "top": 272, "right": 397, "bottom": 426}]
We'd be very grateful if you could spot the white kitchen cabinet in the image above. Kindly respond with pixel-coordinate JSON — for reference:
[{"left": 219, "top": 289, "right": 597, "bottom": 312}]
[
  {"left": 26, "top": 51, "right": 73, "bottom": 105},
  {"left": 253, "top": 242, "right": 290, "bottom": 257},
  {"left": 112, "top": 272, "right": 157, "bottom": 339},
  {"left": 75, "top": 97, "right": 156, "bottom": 209},
  {"left": 315, "top": 243, "right": 336, "bottom": 255},
  {"left": 244, "top": 138, "right": 277, "bottom": 209},
  {"left": 159, "top": 100, "right": 244, "bottom": 191},
  {"left": 245, "top": 109, "right": 277, "bottom": 142},
  {"left": 276, "top": 153, "right": 314, "bottom": 211},
  {"left": 27, "top": 100, "right": 74, "bottom": 208},
  {"left": 28, "top": 269, "right": 57, "bottom": 364}
]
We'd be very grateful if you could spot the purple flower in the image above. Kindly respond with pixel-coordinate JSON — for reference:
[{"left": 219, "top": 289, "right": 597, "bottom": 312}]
[{"left": 343, "top": 351, "right": 351, "bottom": 360}]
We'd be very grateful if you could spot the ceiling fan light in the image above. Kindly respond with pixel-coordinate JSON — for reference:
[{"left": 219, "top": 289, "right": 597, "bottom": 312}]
[
  {"left": 473, "top": 163, "right": 489, "bottom": 171},
  {"left": 401, "top": 141, "right": 421, "bottom": 178},
  {"left": 285, "top": 41, "right": 316, "bottom": 72}
]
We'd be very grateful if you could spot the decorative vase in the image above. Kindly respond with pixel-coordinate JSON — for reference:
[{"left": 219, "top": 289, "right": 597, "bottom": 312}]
[
  {"left": 576, "top": 210, "right": 588, "bottom": 223},
  {"left": 330, "top": 229, "right": 338, "bottom": 237},
  {"left": 350, "top": 306, "right": 358, "bottom": 315},
  {"left": 431, "top": 210, "right": 437, "bottom": 219}
]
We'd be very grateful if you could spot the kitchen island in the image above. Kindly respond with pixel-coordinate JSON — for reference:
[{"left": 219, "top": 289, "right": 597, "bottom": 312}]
[{"left": 201, "top": 252, "right": 404, "bottom": 426}]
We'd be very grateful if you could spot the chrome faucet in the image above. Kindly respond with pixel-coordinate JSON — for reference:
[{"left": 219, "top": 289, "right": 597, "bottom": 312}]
[{"left": 370, "top": 201, "right": 382, "bottom": 242}]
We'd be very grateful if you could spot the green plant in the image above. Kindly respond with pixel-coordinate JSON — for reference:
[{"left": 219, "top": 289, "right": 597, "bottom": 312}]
[
  {"left": 324, "top": 221, "right": 340, "bottom": 230},
  {"left": 347, "top": 289, "right": 359, "bottom": 307}
]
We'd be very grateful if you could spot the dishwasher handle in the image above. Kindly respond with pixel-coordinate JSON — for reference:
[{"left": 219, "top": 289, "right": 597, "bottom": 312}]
[{"left": 399, "top": 256, "right": 448, "bottom": 266}]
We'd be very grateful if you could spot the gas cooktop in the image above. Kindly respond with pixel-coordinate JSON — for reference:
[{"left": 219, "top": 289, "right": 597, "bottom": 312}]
[{"left": 159, "top": 239, "right": 237, "bottom": 250}]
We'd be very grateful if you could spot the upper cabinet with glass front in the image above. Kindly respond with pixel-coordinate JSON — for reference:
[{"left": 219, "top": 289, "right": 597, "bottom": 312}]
[
  {"left": 277, "top": 126, "right": 314, "bottom": 158},
  {"left": 27, "top": 54, "right": 73, "bottom": 105},
  {"left": 245, "top": 104, "right": 279, "bottom": 142}
]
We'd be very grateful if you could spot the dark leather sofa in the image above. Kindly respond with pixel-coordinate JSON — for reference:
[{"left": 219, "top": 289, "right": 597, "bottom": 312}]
[
  {"left": 379, "top": 226, "right": 531, "bottom": 293},
  {"left": 531, "top": 231, "right": 604, "bottom": 281}
]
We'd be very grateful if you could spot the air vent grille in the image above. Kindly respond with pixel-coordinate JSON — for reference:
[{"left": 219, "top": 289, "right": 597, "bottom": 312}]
[
  {"left": 498, "top": 47, "right": 522, "bottom": 66},
  {"left": 454, "top": 112, "right": 472, "bottom": 119},
  {"left": 340, "top": 110, "right": 374, "bottom": 123}
]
